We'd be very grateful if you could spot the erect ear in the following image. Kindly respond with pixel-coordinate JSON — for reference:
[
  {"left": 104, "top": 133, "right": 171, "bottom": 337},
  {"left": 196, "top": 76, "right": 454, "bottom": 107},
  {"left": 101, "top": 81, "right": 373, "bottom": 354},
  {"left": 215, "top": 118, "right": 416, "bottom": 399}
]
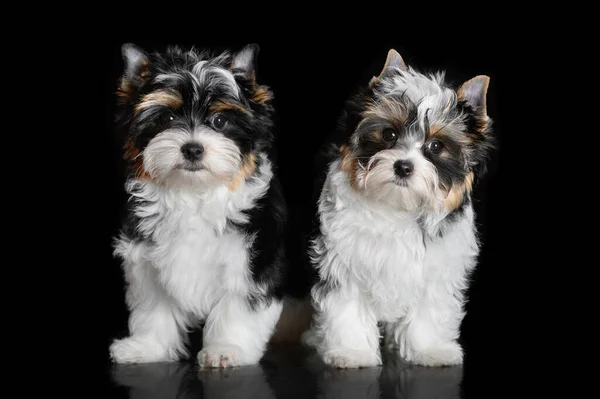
[
  {"left": 231, "top": 43, "right": 260, "bottom": 79},
  {"left": 121, "top": 43, "right": 151, "bottom": 82},
  {"left": 378, "top": 49, "right": 407, "bottom": 78},
  {"left": 457, "top": 75, "right": 490, "bottom": 117},
  {"left": 369, "top": 49, "right": 407, "bottom": 87}
]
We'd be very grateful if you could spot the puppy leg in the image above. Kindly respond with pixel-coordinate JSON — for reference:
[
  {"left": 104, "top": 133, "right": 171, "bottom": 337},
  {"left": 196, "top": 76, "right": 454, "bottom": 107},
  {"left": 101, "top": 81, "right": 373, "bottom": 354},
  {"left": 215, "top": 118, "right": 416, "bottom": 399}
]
[
  {"left": 110, "top": 259, "right": 189, "bottom": 364},
  {"left": 394, "top": 266, "right": 470, "bottom": 367},
  {"left": 309, "top": 289, "right": 381, "bottom": 369},
  {"left": 198, "top": 296, "right": 283, "bottom": 368}
]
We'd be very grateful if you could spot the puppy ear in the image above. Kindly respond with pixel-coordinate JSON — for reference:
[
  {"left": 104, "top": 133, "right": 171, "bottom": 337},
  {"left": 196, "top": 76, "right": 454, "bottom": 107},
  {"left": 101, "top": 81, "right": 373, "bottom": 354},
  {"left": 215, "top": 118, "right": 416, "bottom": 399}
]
[
  {"left": 457, "top": 75, "right": 490, "bottom": 117},
  {"left": 231, "top": 43, "right": 260, "bottom": 79},
  {"left": 378, "top": 49, "right": 407, "bottom": 78},
  {"left": 121, "top": 43, "right": 151, "bottom": 83},
  {"left": 459, "top": 76, "right": 494, "bottom": 178},
  {"left": 369, "top": 49, "right": 407, "bottom": 87}
]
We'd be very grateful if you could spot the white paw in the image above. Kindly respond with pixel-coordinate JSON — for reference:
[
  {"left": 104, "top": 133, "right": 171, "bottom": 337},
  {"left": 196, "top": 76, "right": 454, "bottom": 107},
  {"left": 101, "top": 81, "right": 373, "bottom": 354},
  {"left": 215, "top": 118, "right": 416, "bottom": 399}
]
[
  {"left": 322, "top": 349, "right": 381, "bottom": 369},
  {"left": 198, "top": 344, "right": 249, "bottom": 368},
  {"left": 408, "top": 342, "right": 463, "bottom": 367},
  {"left": 109, "top": 337, "right": 177, "bottom": 364}
]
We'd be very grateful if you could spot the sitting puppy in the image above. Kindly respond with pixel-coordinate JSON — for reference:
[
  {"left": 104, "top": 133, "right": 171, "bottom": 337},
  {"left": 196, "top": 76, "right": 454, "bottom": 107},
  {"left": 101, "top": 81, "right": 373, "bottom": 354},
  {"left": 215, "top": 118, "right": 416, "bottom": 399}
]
[
  {"left": 304, "top": 49, "right": 495, "bottom": 368},
  {"left": 109, "top": 42, "right": 289, "bottom": 368}
]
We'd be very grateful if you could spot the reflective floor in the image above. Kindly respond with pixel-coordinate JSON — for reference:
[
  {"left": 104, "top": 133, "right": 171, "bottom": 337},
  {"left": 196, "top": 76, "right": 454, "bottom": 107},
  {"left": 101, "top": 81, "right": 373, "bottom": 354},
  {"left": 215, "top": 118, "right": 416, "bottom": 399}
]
[{"left": 106, "top": 344, "right": 467, "bottom": 398}]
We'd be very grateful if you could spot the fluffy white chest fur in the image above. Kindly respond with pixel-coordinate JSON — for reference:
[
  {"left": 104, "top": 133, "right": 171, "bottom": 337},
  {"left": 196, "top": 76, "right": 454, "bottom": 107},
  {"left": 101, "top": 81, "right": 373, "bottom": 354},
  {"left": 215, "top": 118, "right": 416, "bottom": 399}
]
[
  {"left": 306, "top": 160, "right": 479, "bottom": 367},
  {"left": 115, "top": 162, "right": 270, "bottom": 316},
  {"left": 111, "top": 157, "right": 284, "bottom": 366}
]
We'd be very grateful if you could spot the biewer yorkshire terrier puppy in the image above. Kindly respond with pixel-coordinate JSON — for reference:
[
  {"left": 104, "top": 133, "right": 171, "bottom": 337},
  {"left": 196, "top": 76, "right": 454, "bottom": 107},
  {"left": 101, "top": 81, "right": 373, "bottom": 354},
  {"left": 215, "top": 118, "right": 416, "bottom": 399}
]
[
  {"left": 304, "top": 50, "right": 495, "bottom": 368},
  {"left": 109, "top": 42, "right": 290, "bottom": 367}
]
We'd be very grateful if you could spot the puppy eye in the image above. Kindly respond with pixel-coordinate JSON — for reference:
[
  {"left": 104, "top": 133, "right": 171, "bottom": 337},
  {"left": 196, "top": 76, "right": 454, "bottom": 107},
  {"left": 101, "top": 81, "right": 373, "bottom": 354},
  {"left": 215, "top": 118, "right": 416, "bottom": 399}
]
[
  {"left": 382, "top": 128, "right": 397, "bottom": 142},
  {"left": 211, "top": 113, "right": 228, "bottom": 130},
  {"left": 428, "top": 140, "right": 444, "bottom": 154},
  {"left": 159, "top": 112, "right": 175, "bottom": 125}
]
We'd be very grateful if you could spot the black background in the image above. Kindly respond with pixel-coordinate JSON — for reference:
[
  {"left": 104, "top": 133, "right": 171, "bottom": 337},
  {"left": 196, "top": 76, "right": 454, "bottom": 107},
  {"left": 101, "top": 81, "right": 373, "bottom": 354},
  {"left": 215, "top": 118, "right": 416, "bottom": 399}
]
[{"left": 91, "top": 22, "right": 521, "bottom": 395}]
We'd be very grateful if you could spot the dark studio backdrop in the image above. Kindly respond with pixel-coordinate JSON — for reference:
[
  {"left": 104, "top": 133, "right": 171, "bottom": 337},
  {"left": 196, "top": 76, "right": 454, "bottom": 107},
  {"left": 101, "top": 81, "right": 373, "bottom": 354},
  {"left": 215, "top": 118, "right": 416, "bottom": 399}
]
[{"left": 95, "top": 26, "right": 517, "bottom": 394}]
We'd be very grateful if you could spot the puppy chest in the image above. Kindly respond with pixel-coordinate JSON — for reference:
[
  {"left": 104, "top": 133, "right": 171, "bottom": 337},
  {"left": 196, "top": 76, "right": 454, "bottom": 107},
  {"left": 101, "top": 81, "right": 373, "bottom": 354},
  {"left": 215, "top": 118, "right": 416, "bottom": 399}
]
[
  {"left": 150, "top": 213, "right": 251, "bottom": 311},
  {"left": 324, "top": 212, "right": 427, "bottom": 317},
  {"left": 326, "top": 210, "right": 426, "bottom": 271}
]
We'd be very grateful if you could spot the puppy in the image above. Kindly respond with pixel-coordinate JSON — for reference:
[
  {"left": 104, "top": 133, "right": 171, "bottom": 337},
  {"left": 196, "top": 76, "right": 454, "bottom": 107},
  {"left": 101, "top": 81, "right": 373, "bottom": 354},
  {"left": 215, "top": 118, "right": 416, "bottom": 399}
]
[
  {"left": 109, "top": 42, "right": 289, "bottom": 368},
  {"left": 304, "top": 49, "right": 495, "bottom": 368}
]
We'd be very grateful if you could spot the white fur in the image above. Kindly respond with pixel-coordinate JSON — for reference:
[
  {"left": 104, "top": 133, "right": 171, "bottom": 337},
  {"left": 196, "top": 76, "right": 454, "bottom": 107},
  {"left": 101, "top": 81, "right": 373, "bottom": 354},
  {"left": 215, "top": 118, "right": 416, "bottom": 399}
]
[
  {"left": 358, "top": 146, "right": 441, "bottom": 211},
  {"left": 191, "top": 59, "right": 240, "bottom": 100},
  {"left": 379, "top": 67, "right": 457, "bottom": 126},
  {"left": 155, "top": 52, "right": 240, "bottom": 101},
  {"left": 143, "top": 127, "right": 242, "bottom": 189},
  {"left": 110, "top": 153, "right": 283, "bottom": 367},
  {"left": 305, "top": 160, "right": 479, "bottom": 368}
]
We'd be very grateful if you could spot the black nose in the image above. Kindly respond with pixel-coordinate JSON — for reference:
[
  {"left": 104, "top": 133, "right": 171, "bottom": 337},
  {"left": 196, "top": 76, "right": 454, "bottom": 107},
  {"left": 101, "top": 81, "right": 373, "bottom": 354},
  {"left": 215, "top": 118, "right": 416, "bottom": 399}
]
[
  {"left": 394, "top": 160, "right": 414, "bottom": 178},
  {"left": 181, "top": 143, "right": 204, "bottom": 161}
]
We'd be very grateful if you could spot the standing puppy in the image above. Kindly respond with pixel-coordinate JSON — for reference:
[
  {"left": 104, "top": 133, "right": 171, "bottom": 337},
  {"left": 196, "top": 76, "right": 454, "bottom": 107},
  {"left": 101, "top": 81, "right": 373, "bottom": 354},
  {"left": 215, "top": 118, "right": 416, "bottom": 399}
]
[
  {"left": 110, "top": 43, "right": 287, "bottom": 368},
  {"left": 305, "top": 50, "right": 495, "bottom": 368}
]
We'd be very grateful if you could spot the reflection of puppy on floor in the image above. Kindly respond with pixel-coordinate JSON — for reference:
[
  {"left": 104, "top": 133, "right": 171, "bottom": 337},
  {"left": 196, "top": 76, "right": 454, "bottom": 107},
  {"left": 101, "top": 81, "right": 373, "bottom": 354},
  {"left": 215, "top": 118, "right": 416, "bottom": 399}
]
[
  {"left": 198, "top": 366, "right": 276, "bottom": 399},
  {"left": 317, "top": 366, "right": 383, "bottom": 399},
  {"left": 111, "top": 362, "right": 199, "bottom": 399},
  {"left": 311, "top": 355, "right": 462, "bottom": 399},
  {"left": 259, "top": 344, "right": 320, "bottom": 399},
  {"left": 380, "top": 356, "right": 463, "bottom": 399},
  {"left": 111, "top": 362, "right": 277, "bottom": 399}
]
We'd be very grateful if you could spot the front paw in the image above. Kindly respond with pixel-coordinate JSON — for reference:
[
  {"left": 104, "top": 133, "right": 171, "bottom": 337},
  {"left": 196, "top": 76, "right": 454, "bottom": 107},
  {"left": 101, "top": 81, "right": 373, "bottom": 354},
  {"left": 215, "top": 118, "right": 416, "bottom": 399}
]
[
  {"left": 198, "top": 344, "right": 249, "bottom": 368},
  {"left": 109, "top": 337, "right": 178, "bottom": 364},
  {"left": 407, "top": 342, "right": 463, "bottom": 367},
  {"left": 322, "top": 349, "right": 381, "bottom": 369}
]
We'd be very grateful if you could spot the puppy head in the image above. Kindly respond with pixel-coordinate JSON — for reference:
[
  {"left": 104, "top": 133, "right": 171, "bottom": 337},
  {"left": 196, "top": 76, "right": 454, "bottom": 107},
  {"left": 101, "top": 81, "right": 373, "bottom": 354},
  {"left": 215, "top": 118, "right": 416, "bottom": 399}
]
[
  {"left": 115, "top": 43, "right": 274, "bottom": 190},
  {"left": 338, "top": 49, "right": 494, "bottom": 212}
]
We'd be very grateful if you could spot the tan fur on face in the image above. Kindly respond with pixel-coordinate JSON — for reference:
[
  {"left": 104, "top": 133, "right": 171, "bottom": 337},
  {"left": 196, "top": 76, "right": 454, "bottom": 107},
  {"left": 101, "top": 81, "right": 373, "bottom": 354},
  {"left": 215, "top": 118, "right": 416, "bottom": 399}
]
[
  {"left": 361, "top": 97, "right": 408, "bottom": 122},
  {"left": 227, "top": 153, "right": 257, "bottom": 191},
  {"left": 429, "top": 123, "right": 472, "bottom": 149},
  {"left": 429, "top": 123, "right": 444, "bottom": 138},
  {"left": 361, "top": 97, "right": 411, "bottom": 130},
  {"left": 441, "top": 171, "right": 474, "bottom": 212},
  {"left": 123, "top": 140, "right": 150, "bottom": 180},
  {"left": 209, "top": 101, "right": 247, "bottom": 113},
  {"left": 339, "top": 145, "right": 360, "bottom": 191},
  {"left": 134, "top": 90, "right": 183, "bottom": 115}
]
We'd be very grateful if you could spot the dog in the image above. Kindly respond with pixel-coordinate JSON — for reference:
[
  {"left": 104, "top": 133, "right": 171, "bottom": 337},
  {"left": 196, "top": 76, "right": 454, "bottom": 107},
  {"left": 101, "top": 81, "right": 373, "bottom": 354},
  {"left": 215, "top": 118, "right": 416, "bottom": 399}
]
[
  {"left": 303, "top": 49, "right": 495, "bottom": 368},
  {"left": 109, "top": 42, "right": 294, "bottom": 367}
]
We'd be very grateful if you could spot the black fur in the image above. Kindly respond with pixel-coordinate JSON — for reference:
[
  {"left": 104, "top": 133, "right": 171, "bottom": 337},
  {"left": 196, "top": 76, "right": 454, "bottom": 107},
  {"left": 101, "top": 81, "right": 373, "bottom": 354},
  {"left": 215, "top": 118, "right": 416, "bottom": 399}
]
[
  {"left": 119, "top": 186, "right": 156, "bottom": 243},
  {"left": 455, "top": 100, "right": 496, "bottom": 181},
  {"left": 226, "top": 175, "right": 288, "bottom": 307}
]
